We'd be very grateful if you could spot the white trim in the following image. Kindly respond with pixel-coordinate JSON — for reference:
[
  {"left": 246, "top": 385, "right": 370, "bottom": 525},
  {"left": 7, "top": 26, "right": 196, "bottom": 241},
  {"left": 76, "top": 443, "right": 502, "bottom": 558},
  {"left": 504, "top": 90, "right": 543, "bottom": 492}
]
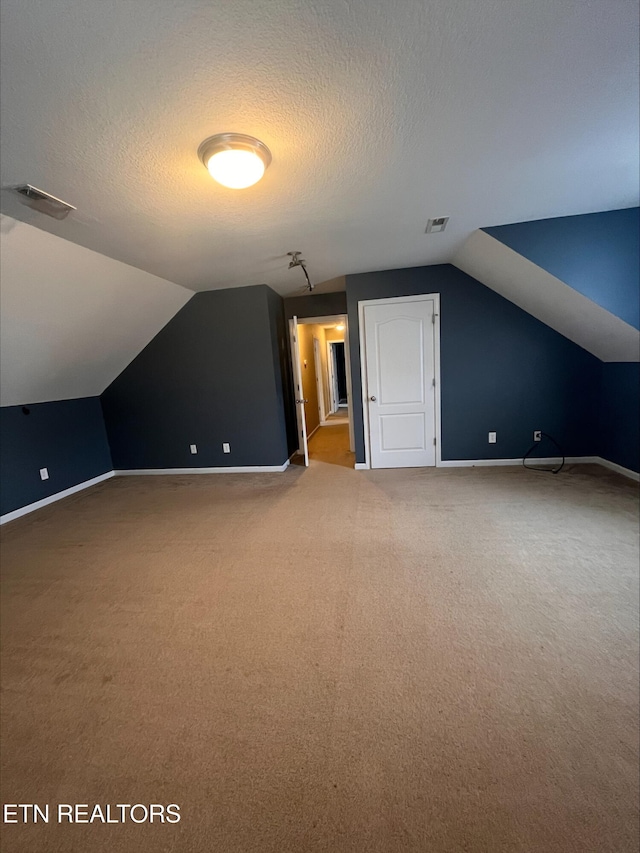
[
  {"left": 358, "top": 293, "right": 441, "bottom": 470},
  {"left": 437, "top": 456, "right": 639, "bottom": 481},
  {"left": 594, "top": 456, "right": 640, "bottom": 482},
  {"left": 296, "top": 315, "right": 343, "bottom": 326},
  {"left": 115, "top": 461, "right": 291, "bottom": 475},
  {"left": 433, "top": 299, "right": 443, "bottom": 468},
  {"left": 312, "top": 336, "right": 326, "bottom": 424},
  {"left": 438, "top": 457, "right": 575, "bottom": 468},
  {"left": 289, "top": 315, "right": 309, "bottom": 465},
  {"left": 0, "top": 471, "right": 114, "bottom": 524},
  {"left": 307, "top": 423, "right": 320, "bottom": 441},
  {"left": 2, "top": 457, "right": 634, "bottom": 524},
  {"left": 357, "top": 300, "right": 370, "bottom": 468},
  {"left": 327, "top": 339, "right": 339, "bottom": 413},
  {"left": 343, "top": 324, "right": 355, "bottom": 453}
]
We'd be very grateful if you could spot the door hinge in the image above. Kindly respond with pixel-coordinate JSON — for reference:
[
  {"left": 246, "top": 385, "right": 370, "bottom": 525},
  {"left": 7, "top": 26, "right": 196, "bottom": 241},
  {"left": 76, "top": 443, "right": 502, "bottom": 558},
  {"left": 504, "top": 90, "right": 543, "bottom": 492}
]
[
  {"left": 433, "top": 437, "right": 436, "bottom": 446},
  {"left": 432, "top": 377, "right": 436, "bottom": 387}
]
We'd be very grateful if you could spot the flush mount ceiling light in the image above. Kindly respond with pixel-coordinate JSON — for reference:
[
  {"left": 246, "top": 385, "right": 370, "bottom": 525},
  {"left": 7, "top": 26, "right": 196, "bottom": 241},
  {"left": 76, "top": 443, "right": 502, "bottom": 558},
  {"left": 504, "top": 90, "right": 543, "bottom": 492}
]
[{"left": 198, "top": 133, "right": 271, "bottom": 189}]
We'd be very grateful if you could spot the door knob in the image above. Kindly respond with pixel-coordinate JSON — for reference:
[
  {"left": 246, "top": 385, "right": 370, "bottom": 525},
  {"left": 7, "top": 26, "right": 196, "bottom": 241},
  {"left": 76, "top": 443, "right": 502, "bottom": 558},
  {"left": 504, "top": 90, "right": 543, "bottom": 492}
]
[
  {"left": 296, "top": 399, "right": 309, "bottom": 404},
  {"left": 369, "top": 396, "right": 376, "bottom": 402}
]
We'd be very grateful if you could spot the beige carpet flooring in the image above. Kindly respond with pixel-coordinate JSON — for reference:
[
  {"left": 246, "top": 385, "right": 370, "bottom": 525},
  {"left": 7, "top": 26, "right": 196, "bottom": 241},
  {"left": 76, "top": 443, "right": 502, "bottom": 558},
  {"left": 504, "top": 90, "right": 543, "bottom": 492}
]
[{"left": 0, "top": 459, "right": 638, "bottom": 852}]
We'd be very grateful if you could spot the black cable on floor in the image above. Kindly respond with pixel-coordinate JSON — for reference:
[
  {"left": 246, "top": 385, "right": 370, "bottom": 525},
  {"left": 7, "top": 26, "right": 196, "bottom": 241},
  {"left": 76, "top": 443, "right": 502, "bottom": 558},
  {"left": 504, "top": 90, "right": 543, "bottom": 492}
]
[{"left": 523, "top": 432, "right": 565, "bottom": 475}]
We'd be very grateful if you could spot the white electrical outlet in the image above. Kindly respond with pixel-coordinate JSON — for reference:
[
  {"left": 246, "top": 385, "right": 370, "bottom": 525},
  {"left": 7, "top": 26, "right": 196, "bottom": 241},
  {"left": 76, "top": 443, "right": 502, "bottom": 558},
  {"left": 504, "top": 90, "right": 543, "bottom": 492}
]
[
  {"left": 39, "top": 467, "right": 49, "bottom": 481},
  {"left": 488, "top": 432, "right": 497, "bottom": 444},
  {"left": 223, "top": 442, "right": 230, "bottom": 453},
  {"left": 190, "top": 444, "right": 197, "bottom": 454},
  {"left": 533, "top": 430, "right": 542, "bottom": 442}
]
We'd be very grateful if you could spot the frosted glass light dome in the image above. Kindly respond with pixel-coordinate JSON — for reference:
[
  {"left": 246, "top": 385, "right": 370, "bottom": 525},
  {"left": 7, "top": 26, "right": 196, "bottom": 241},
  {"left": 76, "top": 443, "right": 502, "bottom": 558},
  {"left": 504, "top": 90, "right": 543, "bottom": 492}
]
[{"left": 198, "top": 133, "right": 271, "bottom": 189}]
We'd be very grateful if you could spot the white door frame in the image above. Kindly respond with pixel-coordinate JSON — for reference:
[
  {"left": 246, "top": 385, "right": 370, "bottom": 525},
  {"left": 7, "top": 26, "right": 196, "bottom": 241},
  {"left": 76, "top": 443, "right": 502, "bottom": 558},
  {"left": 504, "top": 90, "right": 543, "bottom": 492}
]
[
  {"left": 289, "top": 316, "right": 309, "bottom": 466},
  {"left": 327, "top": 340, "right": 339, "bottom": 413},
  {"left": 312, "top": 337, "right": 326, "bottom": 423},
  {"left": 358, "top": 293, "right": 442, "bottom": 470},
  {"left": 343, "top": 329, "right": 355, "bottom": 452}
]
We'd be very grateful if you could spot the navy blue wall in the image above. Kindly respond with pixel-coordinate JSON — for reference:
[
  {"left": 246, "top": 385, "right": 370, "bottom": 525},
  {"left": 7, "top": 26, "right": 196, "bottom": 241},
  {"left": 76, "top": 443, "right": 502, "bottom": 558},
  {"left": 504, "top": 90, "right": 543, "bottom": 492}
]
[
  {"left": 101, "top": 285, "right": 290, "bottom": 469},
  {"left": 347, "top": 265, "right": 602, "bottom": 465},
  {"left": 484, "top": 208, "right": 640, "bottom": 330},
  {"left": 0, "top": 397, "right": 112, "bottom": 516},
  {"left": 599, "top": 363, "right": 640, "bottom": 473},
  {"left": 283, "top": 291, "right": 347, "bottom": 320}
]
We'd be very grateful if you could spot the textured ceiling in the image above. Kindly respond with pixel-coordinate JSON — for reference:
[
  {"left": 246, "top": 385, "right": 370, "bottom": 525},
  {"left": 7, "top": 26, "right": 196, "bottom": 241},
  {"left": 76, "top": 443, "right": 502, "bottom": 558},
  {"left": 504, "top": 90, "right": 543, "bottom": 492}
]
[{"left": 1, "top": 0, "right": 638, "bottom": 296}]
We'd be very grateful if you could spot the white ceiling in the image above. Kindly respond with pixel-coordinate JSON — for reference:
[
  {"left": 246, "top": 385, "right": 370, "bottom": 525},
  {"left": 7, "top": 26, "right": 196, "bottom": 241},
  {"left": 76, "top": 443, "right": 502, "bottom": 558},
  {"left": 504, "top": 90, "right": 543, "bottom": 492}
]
[
  {"left": 0, "top": 215, "right": 191, "bottom": 406},
  {"left": 1, "top": 0, "right": 638, "bottom": 296}
]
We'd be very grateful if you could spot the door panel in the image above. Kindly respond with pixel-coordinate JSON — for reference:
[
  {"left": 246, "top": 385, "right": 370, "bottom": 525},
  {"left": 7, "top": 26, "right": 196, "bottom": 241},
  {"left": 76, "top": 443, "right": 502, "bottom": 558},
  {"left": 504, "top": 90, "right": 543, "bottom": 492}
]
[
  {"left": 380, "top": 412, "right": 427, "bottom": 451},
  {"left": 364, "top": 298, "right": 436, "bottom": 468},
  {"left": 376, "top": 317, "right": 425, "bottom": 405}
]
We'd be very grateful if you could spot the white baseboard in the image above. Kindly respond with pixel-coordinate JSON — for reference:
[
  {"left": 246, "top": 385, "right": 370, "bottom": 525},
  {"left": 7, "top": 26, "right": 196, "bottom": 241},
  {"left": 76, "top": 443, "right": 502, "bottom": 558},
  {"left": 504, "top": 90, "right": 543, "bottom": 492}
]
[
  {"left": 437, "top": 456, "right": 576, "bottom": 468},
  {"left": 3, "top": 454, "right": 635, "bottom": 526},
  {"left": 0, "top": 471, "right": 115, "bottom": 525},
  {"left": 437, "top": 455, "right": 638, "bottom": 481},
  {"left": 594, "top": 456, "right": 640, "bottom": 482},
  {"left": 114, "top": 460, "right": 290, "bottom": 476},
  {"left": 307, "top": 424, "right": 320, "bottom": 441}
]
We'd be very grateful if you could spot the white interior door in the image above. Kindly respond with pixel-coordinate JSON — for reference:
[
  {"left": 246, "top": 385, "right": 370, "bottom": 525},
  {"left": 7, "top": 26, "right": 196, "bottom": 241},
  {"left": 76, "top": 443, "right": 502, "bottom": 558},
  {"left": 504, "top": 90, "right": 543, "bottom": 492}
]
[
  {"left": 289, "top": 316, "right": 309, "bottom": 466},
  {"left": 363, "top": 297, "right": 436, "bottom": 468}
]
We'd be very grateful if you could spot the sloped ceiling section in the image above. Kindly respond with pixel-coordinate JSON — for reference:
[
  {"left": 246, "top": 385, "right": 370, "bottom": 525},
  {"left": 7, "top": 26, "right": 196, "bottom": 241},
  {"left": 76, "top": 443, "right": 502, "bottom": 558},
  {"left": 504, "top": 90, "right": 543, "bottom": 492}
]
[
  {"left": 0, "top": 215, "right": 192, "bottom": 406},
  {"left": 483, "top": 208, "right": 639, "bottom": 330},
  {"left": 453, "top": 230, "right": 640, "bottom": 363}
]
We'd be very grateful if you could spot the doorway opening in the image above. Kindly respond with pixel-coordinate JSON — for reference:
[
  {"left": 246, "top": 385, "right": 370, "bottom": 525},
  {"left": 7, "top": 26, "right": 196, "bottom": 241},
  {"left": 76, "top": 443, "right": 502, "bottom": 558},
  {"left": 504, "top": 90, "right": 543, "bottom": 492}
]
[
  {"left": 289, "top": 314, "right": 355, "bottom": 468},
  {"left": 326, "top": 340, "right": 349, "bottom": 423}
]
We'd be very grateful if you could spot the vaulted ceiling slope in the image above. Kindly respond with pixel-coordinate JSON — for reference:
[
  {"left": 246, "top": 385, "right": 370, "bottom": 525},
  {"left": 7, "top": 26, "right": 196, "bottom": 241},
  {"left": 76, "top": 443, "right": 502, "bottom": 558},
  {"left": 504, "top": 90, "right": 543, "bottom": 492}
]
[
  {"left": 1, "top": 0, "right": 638, "bottom": 295},
  {"left": 454, "top": 226, "right": 640, "bottom": 363},
  {"left": 0, "top": 216, "right": 192, "bottom": 406},
  {"left": 484, "top": 208, "right": 639, "bottom": 330}
]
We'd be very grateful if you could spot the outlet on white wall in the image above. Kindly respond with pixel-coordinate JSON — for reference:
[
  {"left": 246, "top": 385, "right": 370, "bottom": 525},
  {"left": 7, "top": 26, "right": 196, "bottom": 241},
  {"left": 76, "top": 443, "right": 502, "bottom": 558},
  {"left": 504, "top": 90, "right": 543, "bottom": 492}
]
[
  {"left": 222, "top": 442, "right": 230, "bottom": 454},
  {"left": 190, "top": 444, "right": 197, "bottom": 454},
  {"left": 488, "top": 432, "right": 497, "bottom": 444},
  {"left": 39, "top": 467, "right": 49, "bottom": 480}
]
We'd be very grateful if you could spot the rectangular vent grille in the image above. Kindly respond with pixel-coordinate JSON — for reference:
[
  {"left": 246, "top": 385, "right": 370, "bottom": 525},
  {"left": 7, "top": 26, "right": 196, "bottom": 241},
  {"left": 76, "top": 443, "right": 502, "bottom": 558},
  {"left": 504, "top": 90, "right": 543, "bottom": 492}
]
[
  {"left": 425, "top": 216, "right": 449, "bottom": 234},
  {"left": 14, "top": 184, "right": 76, "bottom": 219}
]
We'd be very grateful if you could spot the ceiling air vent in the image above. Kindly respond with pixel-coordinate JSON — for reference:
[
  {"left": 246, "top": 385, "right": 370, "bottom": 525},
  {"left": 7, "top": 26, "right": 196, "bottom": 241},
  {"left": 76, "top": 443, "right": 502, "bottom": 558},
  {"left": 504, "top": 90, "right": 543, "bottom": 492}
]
[
  {"left": 14, "top": 184, "right": 76, "bottom": 220},
  {"left": 425, "top": 216, "right": 449, "bottom": 234}
]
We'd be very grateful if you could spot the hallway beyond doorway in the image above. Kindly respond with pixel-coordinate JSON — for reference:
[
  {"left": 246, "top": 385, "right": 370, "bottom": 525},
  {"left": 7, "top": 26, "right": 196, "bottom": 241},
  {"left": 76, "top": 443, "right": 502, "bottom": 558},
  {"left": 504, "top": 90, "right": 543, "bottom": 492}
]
[{"left": 308, "top": 424, "right": 354, "bottom": 468}]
